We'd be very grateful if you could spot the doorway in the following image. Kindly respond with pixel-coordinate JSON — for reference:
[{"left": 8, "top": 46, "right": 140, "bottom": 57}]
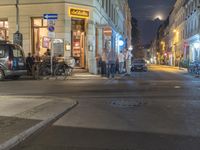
[
  {"left": 31, "top": 18, "right": 48, "bottom": 56},
  {"left": 71, "top": 18, "right": 85, "bottom": 68}
]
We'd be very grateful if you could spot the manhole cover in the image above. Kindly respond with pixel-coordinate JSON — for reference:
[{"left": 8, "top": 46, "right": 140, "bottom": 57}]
[{"left": 110, "top": 99, "right": 146, "bottom": 108}]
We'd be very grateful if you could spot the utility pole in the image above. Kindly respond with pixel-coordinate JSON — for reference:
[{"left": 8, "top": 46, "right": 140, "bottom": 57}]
[
  {"left": 13, "top": 0, "right": 23, "bottom": 47},
  {"left": 16, "top": 0, "right": 19, "bottom": 32}
]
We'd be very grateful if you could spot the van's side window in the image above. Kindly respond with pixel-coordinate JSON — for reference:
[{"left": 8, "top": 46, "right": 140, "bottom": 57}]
[
  {"left": 13, "top": 48, "right": 23, "bottom": 57},
  {"left": 0, "top": 49, "right": 4, "bottom": 58}
]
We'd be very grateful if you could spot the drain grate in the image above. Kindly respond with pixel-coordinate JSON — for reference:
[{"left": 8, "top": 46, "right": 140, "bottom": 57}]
[{"left": 110, "top": 99, "right": 147, "bottom": 108}]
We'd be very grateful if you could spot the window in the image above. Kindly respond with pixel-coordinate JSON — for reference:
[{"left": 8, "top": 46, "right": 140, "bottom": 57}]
[
  {"left": 31, "top": 18, "right": 48, "bottom": 56},
  {"left": 12, "top": 47, "right": 23, "bottom": 58},
  {"left": 0, "top": 20, "right": 9, "bottom": 40},
  {"left": 32, "top": 18, "right": 47, "bottom": 28},
  {"left": 0, "top": 49, "right": 5, "bottom": 58}
]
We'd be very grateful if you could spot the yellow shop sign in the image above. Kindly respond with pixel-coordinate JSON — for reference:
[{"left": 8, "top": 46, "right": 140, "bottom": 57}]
[{"left": 69, "top": 8, "right": 90, "bottom": 19}]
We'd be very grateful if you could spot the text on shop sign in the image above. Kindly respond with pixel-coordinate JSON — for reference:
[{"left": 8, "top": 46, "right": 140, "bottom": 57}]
[{"left": 69, "top": 8, "right": 89, "bottom": 18}]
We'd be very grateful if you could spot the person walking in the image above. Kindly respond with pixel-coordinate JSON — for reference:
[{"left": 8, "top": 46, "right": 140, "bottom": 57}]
[
  {"left": 107, "top": 49, "right": 117, "bottom": 78},
  {"left": 125, "top": 49, "right": 133, "bottom": 75},
  {"left": 118, "top": 51, "right": 125, "bottom": 74},
  {"left": 101, "top": 49, "right": 107, "bottom": 77},
  {"left": 96, "top": 53, "right": 102, "bottom": 74}
]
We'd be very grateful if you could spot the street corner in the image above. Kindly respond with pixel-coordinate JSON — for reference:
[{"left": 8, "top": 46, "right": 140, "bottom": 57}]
[{"left": 0, "top": 96, "right": 78, "bottom": 150}]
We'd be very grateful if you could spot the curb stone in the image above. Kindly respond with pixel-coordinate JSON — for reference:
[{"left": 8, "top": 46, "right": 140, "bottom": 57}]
[{"left": 0, "top": 101, "right": 78, "bottom": 150}]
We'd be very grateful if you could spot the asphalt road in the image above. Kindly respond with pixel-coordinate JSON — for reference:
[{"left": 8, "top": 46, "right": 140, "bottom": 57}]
[{"left": 2, "top": 65, "right": 200, "bottom": 150}]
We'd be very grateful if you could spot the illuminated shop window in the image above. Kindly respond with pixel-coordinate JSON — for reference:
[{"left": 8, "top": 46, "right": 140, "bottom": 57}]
[{"left": 0, "top": 20, "right": 9, "bottom": 40}]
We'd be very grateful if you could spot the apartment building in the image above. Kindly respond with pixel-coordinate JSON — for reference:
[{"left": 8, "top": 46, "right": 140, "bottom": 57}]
[
  {"left": 0, "top": 0, "right": 132, "bottom": 74},
  {"left": 185, "top": 0, "right": 200, "bottom": 63}
]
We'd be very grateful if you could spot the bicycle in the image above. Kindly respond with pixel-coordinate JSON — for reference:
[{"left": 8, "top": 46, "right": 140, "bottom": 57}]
[{"left": 54, "top": 60, "right": 73, "bottom": 80}]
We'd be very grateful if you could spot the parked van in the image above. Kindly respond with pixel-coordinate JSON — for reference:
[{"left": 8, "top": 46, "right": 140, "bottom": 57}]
[{"left": 0, "top": 41, "right": 27, "bottom": 80}]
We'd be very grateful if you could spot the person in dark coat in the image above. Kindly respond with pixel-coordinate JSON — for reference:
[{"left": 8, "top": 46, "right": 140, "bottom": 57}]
[{"left": 26, "top": 53, "right": 34, "bottom": 75}]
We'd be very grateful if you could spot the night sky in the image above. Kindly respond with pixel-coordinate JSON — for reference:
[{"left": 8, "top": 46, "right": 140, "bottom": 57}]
[{"left": 128, "top": 0, "right": 176, "bottom": 45}]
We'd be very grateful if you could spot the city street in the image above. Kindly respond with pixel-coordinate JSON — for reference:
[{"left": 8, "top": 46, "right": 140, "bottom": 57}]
[{"left": 1, "top": 65, "right": 200, "bottom": 150}]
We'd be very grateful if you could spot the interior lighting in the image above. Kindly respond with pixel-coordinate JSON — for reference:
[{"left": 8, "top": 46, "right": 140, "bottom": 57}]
[
  {"left": 194, "top": 43, "right": 200, "bottom": 49},
  {"left": 119, "top": 40, "right": 124, "bottom": 46}
]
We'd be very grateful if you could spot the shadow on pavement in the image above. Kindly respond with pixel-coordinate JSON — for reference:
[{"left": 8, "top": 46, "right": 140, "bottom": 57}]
[{"left": 13, "top": 125, "right": 200, "bottom": 150}]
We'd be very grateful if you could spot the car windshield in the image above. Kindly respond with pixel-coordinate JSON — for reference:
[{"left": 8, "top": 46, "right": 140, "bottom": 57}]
[{"left": 133, "top": 59, "right": 145, "bottom": 63}]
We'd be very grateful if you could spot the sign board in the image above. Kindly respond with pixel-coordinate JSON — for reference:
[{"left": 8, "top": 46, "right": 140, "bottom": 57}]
[
  {"left": 13, "top": 32, "right": 23, "bottom": 47},
  {"left": 42, "top": 37, "right": 50, "bottom": 48},
  {"left": 48, "top": 26, "right": 55, "bottom": 32},
  {"left": 43, "top": 14, "right": 58, "bottom": 20},
  {"left": 52, "top": 39, "right": 64, "bottom": 57},
  {"left": 48, "top": 20, "right": 56, "bottom": 26},
  {"left": 69, "top": 8, "right": 90, "bottom": 19},
  {"left": 48, "top": 32, "right": 56, "bottom": 39}
]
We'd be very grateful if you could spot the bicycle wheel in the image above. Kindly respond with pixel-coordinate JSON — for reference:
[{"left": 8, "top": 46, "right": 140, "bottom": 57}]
[{"left": 54, "top": 65, "right": 67, "bottom": 80}]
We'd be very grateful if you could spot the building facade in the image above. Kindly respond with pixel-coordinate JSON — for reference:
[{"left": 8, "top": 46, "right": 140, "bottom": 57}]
[
  {"left": 0, "top": 0, "right": 132, "bottom": 74},
  {"left": 171, "top": 0, "right": 186, "bottom": 66},
  {"left": 185, "top": 0, "right": 200, "bottom": 63}
]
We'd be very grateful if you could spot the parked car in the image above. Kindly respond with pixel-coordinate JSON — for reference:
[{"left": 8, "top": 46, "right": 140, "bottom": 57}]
[
  {"left": 131, "top": 59, "right": 148, "bottom": 72},
  {"left": 0, "top": 41, "right": 27, "bottom": 81}
]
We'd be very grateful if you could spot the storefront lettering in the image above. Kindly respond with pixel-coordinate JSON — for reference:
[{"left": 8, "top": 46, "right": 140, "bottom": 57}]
[{"left": 69, "top": 8, "right": 89, "bottom": 18}]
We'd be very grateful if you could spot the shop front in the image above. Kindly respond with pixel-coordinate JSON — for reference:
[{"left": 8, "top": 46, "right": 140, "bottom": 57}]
[
  {"left": 189, "top": 42, "right": 200, "bottom": 62},
  {"left": 69, "top": 7, "right": 89, "bottom": 69},
  {"left": 187, "top": 35, "right": 200, "bottom": 63},
  {"left": 71, "top": 18, "right": 85, "bottom": 68}
]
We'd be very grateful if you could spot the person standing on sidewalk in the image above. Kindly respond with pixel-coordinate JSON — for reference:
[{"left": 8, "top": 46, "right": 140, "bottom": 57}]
[
  {"left": 118, "top": 51, "right": 125, "bottom": 74},
  {"left": 26, "top": 53, "right": 35, "bottom": 75},
  {"left": 125, "top": 49, "right": 133, "bottom": 75},
  {"left": 107, "top": 49, "right": 117, "bottom": 78},
  {"left": 101, "top": 49, "right": 107, "bottom": 77}
]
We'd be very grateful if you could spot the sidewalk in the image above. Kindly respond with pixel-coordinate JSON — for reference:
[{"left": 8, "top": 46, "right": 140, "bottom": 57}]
[
  {"left": 0, "top": 96, "right": 77, "bottom": 150},
  {"left": 151, "top": 64, "right": 188, "bottom": 72}
]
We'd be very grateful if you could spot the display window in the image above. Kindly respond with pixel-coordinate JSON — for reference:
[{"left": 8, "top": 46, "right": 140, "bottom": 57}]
[
  {"left": 0, "top": 20, "right": 9, "bottom": 41},
  {"left": 71, "top": 18, "right": 85, "bottom": 68},
  {"left": 31, "top": 18, "right": 48, "bottom": 56}
]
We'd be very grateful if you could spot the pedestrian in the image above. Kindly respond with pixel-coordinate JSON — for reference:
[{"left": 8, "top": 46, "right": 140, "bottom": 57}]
[
  {"left": 26, "top": 52, "right": 34, "bottom": 75},
  {"left": 101, "top": 49, "right": 107, "bottom": 77},
  {"left": 107, "top": 49, "right": 117, "bottom": 78},
  {"left": 125, "top": 49, "right": 133, "bottom": 75},
  {"left": 118, "top": 51, "right": 125, "bottom": 74},
  {"left": 96, "top": 53, "right": 102, "bottom": 74}
]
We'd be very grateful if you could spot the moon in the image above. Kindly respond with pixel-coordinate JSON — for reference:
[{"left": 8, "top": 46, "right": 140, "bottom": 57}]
[{"left": 154, "top": 14, "right": 163, "bottom": 20}]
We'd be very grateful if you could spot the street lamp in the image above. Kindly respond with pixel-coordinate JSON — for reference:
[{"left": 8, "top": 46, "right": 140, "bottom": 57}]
[
  {"left": 13, "top": 0, "right": 23, "bottom": 47},
  {"left": 16, "top": 0, "right": 19, "bottom": 32},
  {"left": 173, "top": 29, "right": 179, "bottom": 66}
]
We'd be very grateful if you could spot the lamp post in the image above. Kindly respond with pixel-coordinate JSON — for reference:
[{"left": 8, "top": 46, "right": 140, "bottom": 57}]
[
  {"left": 173, "top": 29, "right": 179, "bottom": 66},
  {"left": 16, "top": 0, "right": 19, "bottom": 32},
  {"left": 13, "top": 0, "right": 23, "bottom": 47}
]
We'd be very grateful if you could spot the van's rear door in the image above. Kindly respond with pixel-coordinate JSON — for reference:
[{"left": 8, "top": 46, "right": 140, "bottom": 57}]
[{"left": 10, "top": 45, "right": 26, "bottom": 70}]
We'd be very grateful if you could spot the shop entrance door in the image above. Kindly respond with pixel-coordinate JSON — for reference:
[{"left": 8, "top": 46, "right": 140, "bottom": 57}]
[
  {"left": 31, "top": 18, "right": 48, "bottom": 56},
  {"left": 71, "top": 19, "right": 85, "bottom": 68}
]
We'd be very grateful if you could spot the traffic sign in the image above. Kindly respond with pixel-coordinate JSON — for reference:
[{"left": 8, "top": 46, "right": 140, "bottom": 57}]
[
  {"left": 48, "top": 20, "right": 56, "bottom": 26},
  {"left": 43, "top": 14, "right": 58, "bottom": 20},
  {"left": 48, "top": 26, "right": 55, "bottom": 32},
  {"left": 48, "top": 32, "right": 56, "bottom": 38}
]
